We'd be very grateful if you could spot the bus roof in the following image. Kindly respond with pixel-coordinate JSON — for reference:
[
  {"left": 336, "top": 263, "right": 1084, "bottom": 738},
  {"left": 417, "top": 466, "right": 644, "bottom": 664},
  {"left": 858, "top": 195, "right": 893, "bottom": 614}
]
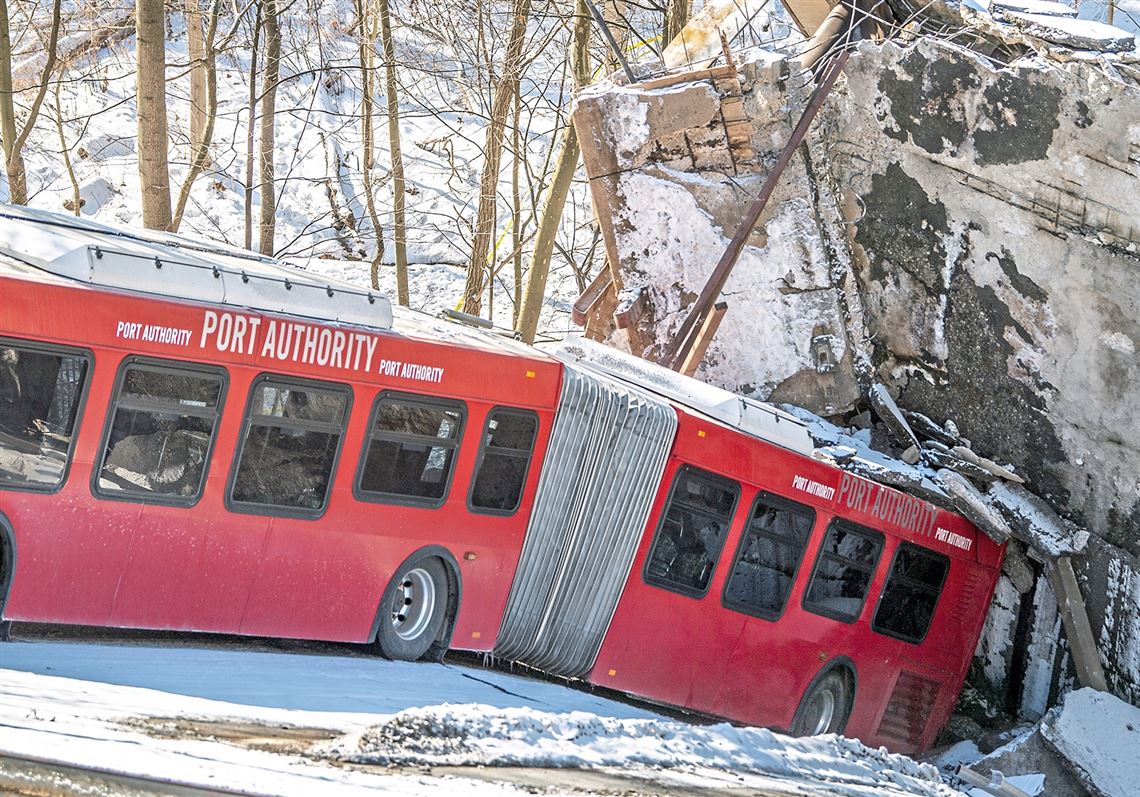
[{"left": 0, "top": 204, "right": 394, "bottom": 332}]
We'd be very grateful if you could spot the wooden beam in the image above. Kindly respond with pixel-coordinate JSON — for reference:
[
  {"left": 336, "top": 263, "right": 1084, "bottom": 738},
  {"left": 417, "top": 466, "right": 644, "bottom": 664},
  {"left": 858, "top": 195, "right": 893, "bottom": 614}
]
[
  {"left": 572, "top": 266, "right": 615, "bottom": 326},
  {"left": 1046, "top": 556, "right": 1109, "bottom": 692},
  {"left": 680, "top": 301, "right": 727, "bottom": 376},
  {"left": 635, "top": 64, "right": 738, "bottom": 91}
]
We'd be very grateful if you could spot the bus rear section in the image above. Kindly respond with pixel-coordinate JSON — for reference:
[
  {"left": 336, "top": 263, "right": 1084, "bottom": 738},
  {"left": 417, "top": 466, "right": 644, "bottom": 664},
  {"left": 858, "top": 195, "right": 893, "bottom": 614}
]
[
  {"left": 591, "top": 406, "right": 1002, "bottom": 754},
  {"left": 494, "top": 343, "right": 1002, "bottom": 754}
]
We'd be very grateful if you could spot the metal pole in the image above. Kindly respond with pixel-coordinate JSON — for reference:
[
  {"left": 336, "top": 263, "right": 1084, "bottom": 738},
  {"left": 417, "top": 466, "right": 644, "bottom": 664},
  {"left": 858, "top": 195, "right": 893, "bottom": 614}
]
[
  {"left": 956, "top": 765, "right": 1034, "bottom": 797},
  {"left": 664, "top": 45, "right": 852, "bottom": 369},
  {"left": 582, "top": 0, "right": 637, "bottom": 83}
]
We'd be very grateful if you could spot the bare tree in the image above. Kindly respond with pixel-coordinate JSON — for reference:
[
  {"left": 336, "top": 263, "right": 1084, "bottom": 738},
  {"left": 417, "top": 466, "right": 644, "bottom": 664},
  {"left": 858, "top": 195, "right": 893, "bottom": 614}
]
[
  {"left": 516, "top": 0, "right": 589, "bottom": 343},
  {"left": 461, "top": 0, "right": 533, "bottom": 316},
  {"left": 244, "top": 0, "right": 262, "bottom": 249},
  {"left": 0, "top": 0, "right": 62, "bottom": 205},
  {"left": 378, "top": 0, "right": 409, "bottom": 305},
  {"left": 173, "top": 0, "right": 223, "bottom": 231},
  {"left": 357, "top": 0, "right": 385, "bottom": 289},
  {"left": 136, "top": 0, "right": 173, "bottom": 230},
  {"left": 186, "top": 0, "right": 208, "bottom": 156},
  {"left": 663, "top": 0, "right": 690, "bottom": 46},
  {"left": 257, "top": 0, "right": 280, "bottom": 255}
]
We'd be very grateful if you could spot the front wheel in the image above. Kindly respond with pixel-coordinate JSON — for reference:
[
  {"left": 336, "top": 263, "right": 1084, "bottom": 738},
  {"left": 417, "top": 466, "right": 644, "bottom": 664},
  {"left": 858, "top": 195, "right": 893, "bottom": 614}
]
[
  {"left": 376, "top": 557, "right": 449, "bottom": 661},
  {"left": 790, "top": 669, "right": 852, "bottom": 736}
]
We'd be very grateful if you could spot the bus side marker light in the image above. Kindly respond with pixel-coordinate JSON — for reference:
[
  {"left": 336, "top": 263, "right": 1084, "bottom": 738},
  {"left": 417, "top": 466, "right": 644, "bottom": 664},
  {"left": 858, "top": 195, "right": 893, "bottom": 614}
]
[
  {"left": 697, "top": 430, "right": 706, "bottom": 438},
  {"left": 608, "top": 669, "right": 617, "bottom": 677},
  {"left": 472, "top": 631, "right": 482, "bottom": 639},
  {"left": 526, "top": 370, "right": 536, "bottom": 378},
  {"left": 464, "top": 551, "right": 477, "bottom": 561}
]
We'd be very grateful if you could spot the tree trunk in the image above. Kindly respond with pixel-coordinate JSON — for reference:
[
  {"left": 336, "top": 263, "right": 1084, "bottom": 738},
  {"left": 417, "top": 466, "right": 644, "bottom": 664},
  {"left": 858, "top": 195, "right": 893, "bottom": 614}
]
[
  {"left": 1, "top": 0, "right": 62, "bottom": 205},
  {"left": 358, "top": 0, "right": 385, "bottom": 291},
  {"left": 137, "top": 0, "right": 173, "bottom": 230},
  {"left": 379, "top": 0, "right": 409, "bottom": 306},
  {"left": 173, "top": 0, "right": 220, "bottom": 231},
  {"left": 516, "top": 0, "right": 590, "bottom": 343},
  {"left": 511, "top": 86, "right": 522, "bottom": 326},
  {"left": 0, "top": 1, "right": 24, "bottom": 204},
  {"left": 186, "top": 0, "right": 208, "bottom": 156},
  {"left": 462, "top": 0, "right": 532, "bottom": 316},
  {"left": 244, "top": 1, "right": 261, "bottom": 249},
  {"left": 257, "top": 0, "right": 280, "bottom": 256},
  {"left": 53, "top": 80, "right": 81, "bottom": 215},
  {"left": 662, "top": 0, "right": 690, "bottom": 48}
]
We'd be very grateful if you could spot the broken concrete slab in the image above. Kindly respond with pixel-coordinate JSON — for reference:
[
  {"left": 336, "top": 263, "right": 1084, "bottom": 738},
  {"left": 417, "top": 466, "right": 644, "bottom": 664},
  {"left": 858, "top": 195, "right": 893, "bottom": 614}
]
[
  {"left": 1003, "top": 13, "right": 1137, "bottom": 53},
  {"left": 977, "top": 726, "right": 1092, "bottom": 797},
  {"left": 988, "top": 0, "right": 1076, "bottom": 17},
  {"left": 987, "top": 482, "right": 1089, "bottom": 559},
  {"left": 1039, "top": 689, "right": 1140, "bottom": 797},
  {"left": 935, "top": 469, "right": 1015, "bottom": 543}
]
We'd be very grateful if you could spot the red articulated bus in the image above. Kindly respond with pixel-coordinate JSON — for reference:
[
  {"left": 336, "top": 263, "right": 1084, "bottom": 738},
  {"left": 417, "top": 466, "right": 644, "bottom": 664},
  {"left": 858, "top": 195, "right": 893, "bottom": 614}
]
[{"left": 0, "top": 205, "right": 1002, "bottom": 753}]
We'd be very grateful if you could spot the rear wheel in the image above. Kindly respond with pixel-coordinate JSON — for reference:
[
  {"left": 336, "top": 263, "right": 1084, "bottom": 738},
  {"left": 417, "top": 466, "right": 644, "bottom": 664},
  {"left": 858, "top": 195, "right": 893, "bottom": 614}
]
[
  {"left": 376, "top": 557, "right": 448, "bottom": 661},
  {"left": 790, "top": 669, "right": 852, "bottom": 736}
]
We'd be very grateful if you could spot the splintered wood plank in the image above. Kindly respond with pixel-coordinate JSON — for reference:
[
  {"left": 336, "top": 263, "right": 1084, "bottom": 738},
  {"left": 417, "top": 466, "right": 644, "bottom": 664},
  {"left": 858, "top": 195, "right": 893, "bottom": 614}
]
[{"left": 680, "top": 301, "right": 728, "bottom": 376}]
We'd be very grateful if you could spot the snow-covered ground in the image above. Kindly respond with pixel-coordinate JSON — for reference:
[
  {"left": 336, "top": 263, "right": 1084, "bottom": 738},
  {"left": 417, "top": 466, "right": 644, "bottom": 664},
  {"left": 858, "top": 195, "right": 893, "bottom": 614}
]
[{"left": 0, "top": 634, "right": 970, "bottom": 796}]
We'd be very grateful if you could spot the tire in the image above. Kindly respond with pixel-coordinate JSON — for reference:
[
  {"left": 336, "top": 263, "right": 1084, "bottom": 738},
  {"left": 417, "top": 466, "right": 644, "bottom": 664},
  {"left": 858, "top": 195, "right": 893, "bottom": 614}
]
[
  {"left": 376, "top": 557, "right": 449, "bottom": 661},
  {"left": 790, "top": 669, "right": 852, "bottom": 737}
]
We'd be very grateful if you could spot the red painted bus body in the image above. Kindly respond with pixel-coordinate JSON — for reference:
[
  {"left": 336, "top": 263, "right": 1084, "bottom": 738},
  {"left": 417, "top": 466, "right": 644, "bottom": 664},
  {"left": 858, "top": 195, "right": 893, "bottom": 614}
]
[
  {"left": 590, "top": 409, "right": 1002, "bottom": 752},
  {"left": 0, "top": 209, "right": 1002, "bottom": 755}
]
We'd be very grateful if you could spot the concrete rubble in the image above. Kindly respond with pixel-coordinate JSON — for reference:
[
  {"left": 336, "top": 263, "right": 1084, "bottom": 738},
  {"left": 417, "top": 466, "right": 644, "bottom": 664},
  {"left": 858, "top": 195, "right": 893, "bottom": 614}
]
[{"left": 571, "top": 0, "right": 1140, "bottom": 736}]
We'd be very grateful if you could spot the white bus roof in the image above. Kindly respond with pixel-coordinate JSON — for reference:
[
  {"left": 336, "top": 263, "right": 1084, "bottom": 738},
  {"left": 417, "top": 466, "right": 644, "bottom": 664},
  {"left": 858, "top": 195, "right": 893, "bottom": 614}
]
[{"left": 0, "top": 204, "right": 394, "bottom": 331}]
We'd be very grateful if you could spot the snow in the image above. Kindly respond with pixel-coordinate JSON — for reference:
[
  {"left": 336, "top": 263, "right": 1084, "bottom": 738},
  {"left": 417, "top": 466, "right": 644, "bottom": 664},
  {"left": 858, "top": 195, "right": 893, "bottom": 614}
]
[
  {"left": 9, "top": 1, "right": 592, "bottom": 339},
  {"left": 0, "top": 637, "right": 964, "bottom": 795},
  {"left": 1040, "top": 688, "right": 1140, "bottom": 797},
  {"left": 1003, "top": 11, "right": 1139, "bottom": 51}
]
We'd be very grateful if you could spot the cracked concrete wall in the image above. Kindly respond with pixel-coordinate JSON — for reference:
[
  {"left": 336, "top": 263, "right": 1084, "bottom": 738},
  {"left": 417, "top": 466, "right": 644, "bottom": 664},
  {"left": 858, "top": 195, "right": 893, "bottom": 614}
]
[
  {"left": 575, "top": 35, "right": 1140, "bottom": 713},
  {"left": 828, "top": 38, "right": 1140, "bottom": 708}
]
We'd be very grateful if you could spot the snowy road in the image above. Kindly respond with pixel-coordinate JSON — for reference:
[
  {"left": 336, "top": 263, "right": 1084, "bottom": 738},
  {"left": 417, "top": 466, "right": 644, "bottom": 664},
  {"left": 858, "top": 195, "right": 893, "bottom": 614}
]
[{"left": 0, "top": 631, "right": 960, "bottom": 796}]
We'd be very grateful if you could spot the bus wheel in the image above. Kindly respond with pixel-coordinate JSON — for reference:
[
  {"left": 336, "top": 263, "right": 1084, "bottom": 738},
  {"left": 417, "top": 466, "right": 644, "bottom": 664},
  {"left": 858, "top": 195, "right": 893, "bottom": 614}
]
[
  {"left": 376, "top": 557, "right": 449, "bottom": 661},
  {"left": 790, "top": 669, "right": 852, "bottom": 736}
]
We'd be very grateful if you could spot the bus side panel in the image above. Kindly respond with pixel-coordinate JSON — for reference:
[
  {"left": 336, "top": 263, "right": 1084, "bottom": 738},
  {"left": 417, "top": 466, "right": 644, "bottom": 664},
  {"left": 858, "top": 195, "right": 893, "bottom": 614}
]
[{"left": 236, "top": 391, "right": 557, "bottom": 646}]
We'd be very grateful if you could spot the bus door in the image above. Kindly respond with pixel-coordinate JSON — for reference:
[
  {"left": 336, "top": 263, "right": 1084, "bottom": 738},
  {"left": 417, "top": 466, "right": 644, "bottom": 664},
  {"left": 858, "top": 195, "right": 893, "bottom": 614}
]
[
  {"left": 594, "top": 465, "right": 746, "bottom": 714},
  {"left": 710, "top": 492, "right": 826, "bottom": 724},
  {"left": 89, "top": 358, "right": 233, "bottom": 629}
]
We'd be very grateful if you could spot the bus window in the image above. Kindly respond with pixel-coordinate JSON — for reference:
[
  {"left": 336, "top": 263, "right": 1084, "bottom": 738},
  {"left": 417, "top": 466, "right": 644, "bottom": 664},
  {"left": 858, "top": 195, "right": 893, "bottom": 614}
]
[
  {"left": 0, "top": 340, "right": 89, "bottom": 491},
  {"left": 229, "top": 378, "right": 350, "bottom": 515},
  {"left": 645, "top": 467, "right": 739, "bottom": 597},
  {"left": 95, "top": 361, "right": 225, "bottom": 503},
  {"left": 723, "top": 493, "right": 815, "bottom": 620},
  {"left": 469, "top": 408, "right": 538, "bottom": 515},
  {"left": 803, "top": 520, "right": 884, "bottom": 623},
  {"left": 872, "top": 543, "right": 949, "bottom": 643},
  {"left": 356, "top": 393, "right": 464, "bottom": 507}
]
